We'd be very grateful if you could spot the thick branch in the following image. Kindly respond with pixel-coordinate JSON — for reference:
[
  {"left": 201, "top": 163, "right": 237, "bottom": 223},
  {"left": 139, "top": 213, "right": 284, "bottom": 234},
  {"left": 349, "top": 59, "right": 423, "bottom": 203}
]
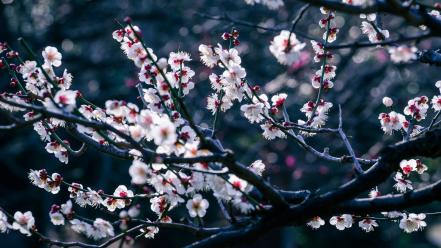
[{"left": 336, "top": 179, "right": 441, "bottom": 214}]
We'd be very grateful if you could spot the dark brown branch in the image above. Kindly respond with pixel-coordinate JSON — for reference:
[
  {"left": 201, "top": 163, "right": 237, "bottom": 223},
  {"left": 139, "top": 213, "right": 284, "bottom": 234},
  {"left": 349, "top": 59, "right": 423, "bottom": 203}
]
[
  {"left": 336, "top": 179, "right": 441, "bottom": 214},
  {"left": 311, "top": 128, "right": 441, "bottom": 209},
  {"left": 188, "top": 129, "right": 441, "bottom": 247}
]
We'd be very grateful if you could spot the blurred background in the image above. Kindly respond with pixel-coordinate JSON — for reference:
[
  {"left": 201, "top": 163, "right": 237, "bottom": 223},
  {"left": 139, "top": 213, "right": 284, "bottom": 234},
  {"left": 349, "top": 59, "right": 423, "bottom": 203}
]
[{"left": 1, "top": 0, "right": 441, "bottom": 247}]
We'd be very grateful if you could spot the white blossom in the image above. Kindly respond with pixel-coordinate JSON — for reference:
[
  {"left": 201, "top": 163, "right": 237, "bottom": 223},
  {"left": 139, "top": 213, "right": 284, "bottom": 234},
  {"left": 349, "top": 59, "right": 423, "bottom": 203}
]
[
  {"left": 186, "top": 194, "right": 209, "bottom": 218},
  {"left": 307, "top": 216, "right": 325, "bottom": 229},
  {"left": 12, "top": 211, "right": 35, "bottom": 236},
  {"left": 399, "top": 213, "right": 426, "bottom": 233},
  {"left": 358, "top": 219, "right": 378, "bottom": 232},
  {"left": 329, "top": 214, "right": 353, "bottom": 230},
  {"left": 42, "top": 46, "right": 62, "bottom": 67}
]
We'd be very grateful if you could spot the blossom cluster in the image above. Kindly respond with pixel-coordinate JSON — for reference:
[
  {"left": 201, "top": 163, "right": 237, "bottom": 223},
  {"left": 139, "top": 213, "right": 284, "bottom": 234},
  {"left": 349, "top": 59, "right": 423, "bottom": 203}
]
[
  {"left": 0, "top": 210, "right": 35, "bottom": 236},
  {"left": 296, "top": 8, "right": 338, "bottom": 129},
  {"left": 0, "top": 45, "right": 79, "bottom": 163},
  {"left": 69, "top": 218, "right": 114, "bottom": 240},
  {"left": 379, "top": 81, "right": 441, "bottom": 136},
  {"left": 28, "top": 169, "right": 62, "bottom": 194},
  {"left": 128, "top": 158, "right": 264, "bottom": 220},
  {"left": 393, "top": 159, "right": 428, "bottom": 193},
  {"left": 307, "top": 212, "right": 427, "bottom": 233},
  {"left": 1, "top": 5, "right": 441, "bottom": 244}
]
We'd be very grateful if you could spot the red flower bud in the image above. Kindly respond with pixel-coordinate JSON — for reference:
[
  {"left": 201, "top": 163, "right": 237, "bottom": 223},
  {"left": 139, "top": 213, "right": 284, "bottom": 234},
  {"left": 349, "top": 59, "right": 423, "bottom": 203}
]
[
  {"left": 10, "top": 78, "right": 18, "bottom": 87},
  {"left": 222, "top": 32, "right": 231, "bottom": 40},
  {"left": 232, "top": 29, "right": 239, "bottom": 38}
]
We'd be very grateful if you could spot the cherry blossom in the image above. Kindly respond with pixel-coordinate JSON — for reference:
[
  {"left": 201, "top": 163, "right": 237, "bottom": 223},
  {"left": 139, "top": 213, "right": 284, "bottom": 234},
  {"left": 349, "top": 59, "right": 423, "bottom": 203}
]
[
  {"left": 358, "top": 218, "right": 378, "bottom": 232},
  {"left": 140, "top": 222, "right": 159, "bottom": 239},
  {"left": 53, "top": 90, "right": 78, "bottom": 112},
  {"left": 260, "top": 121, "right": 286, "bottom": 140},
  {"left": 0, "top": 211, "right": 8, "bottom": 233},
  {"left": 307, "top": 216, "right": 325, "bottom": 229},
  {"left": 403, "top": 96, "right": 429, "bottom": 121},
  {"left": 186, "top": 194, "right": 209, "bottom": 218},
  {"left": 222, "top": 64, "right": 246, "bottom": 84},
  {"left": 414, "top": 159, "right": 428, "bottom": 174},
  {"left": 208, "top": 73, "right": 223, "bottom": 92},
  {"left": 249, "top": 160, "right": 266, "bottom": 176},
  {"left": 216, "top": 46, "right": 241, "bottom": 66},
  {"left": 361, "top": 21, "right": 390, "bottom": 43},
  {"left": 168, "top": 51, "right": 191, "bottom": 70},
  {"left": 198, "top": 44, "right": 219, "bottom": 68},
  {"left": 399, "top": 214, "right": 427, "bottom": 233},
  {"left": 11, "top": 211, "right": 35, "bottom": 236},
  {"left": 269, "top": 30, "right": 306, "bottom": 65},
  {"left": 436, "top": 80, "right": 441, "bottom": 92},
  {"left": 129, "top": 160, "right": 152, "bottom": 185},
  {"left": 432, "top": 95, "right": 441, "bottom": 111},
  {"left": 299, "top": 100, "right": 333, "bottom": 128},
  {"left": 378, "top": 111, "right": 407, "bottom": 134},
  {"left": 45, "top": 141, "right": 69, "bottom": 164},
  {"left": 382, "top": 97, "right": 393, "bottom": 107},
  {"left": 42, "top": 46, "right": 62, "bottom": 67},
  {"left": 49, "top": 206, "right": 66, "bottom": 226},
  {"left": 151, "top": 117, "right": 178, "bottom": 146},
  {"left": 329, "top": 214, "right": 353, "bottom": 230},
  {"left": 240, "top": 102, "right": 266, "bottom": 123},
  {"left": 88, "top": 218, "right": 115, "bottom": 240},
  {"left": 29, "top": 169, "right": 62, "bottom": 194},
  {"left": 103, "top": 185, "right": 134, "bottom": 212},
  {"left": 311, "top": 41, "right": 331, "bottom": 63},
  {"left": 400, "top": 159, "right": 417, "bottom": 175}
]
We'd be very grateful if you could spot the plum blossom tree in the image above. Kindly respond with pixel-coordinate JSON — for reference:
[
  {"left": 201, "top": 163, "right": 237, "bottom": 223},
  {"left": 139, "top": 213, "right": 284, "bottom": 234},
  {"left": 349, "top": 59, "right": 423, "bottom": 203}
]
[{"left": 1, "top": 0, "right": 441, "bottom": 247}]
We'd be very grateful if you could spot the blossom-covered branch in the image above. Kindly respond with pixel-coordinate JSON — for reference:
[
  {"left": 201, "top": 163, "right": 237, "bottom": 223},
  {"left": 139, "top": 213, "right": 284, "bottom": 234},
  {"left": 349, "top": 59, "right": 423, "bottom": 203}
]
[{"left": 1, "top": 1, "right": 441, "bottom": 246}]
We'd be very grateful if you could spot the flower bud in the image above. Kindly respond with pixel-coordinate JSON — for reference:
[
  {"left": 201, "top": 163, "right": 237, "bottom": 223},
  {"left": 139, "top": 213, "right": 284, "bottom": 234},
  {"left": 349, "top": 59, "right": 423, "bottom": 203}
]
[
  {"left": 10, "top": 78, "right": 18, "bottom": 87},
  {"left": 221, "top": 32, "right": 231, "bottom": 40},
  {"left": 382, "top": 97, "right": 393, "bottom": 107},
  {"left": 123, "top": 16, "right": 132, "bottom": 24},
  {"left": 232, "top": 29, "right": 239, "bottom": 38}
]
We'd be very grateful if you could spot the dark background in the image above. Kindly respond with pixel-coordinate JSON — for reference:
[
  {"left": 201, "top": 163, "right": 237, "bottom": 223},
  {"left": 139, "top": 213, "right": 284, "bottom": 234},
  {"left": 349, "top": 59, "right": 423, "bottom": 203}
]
[{"left": 1, "top": 0, "right": 441, "bottom": 247}]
